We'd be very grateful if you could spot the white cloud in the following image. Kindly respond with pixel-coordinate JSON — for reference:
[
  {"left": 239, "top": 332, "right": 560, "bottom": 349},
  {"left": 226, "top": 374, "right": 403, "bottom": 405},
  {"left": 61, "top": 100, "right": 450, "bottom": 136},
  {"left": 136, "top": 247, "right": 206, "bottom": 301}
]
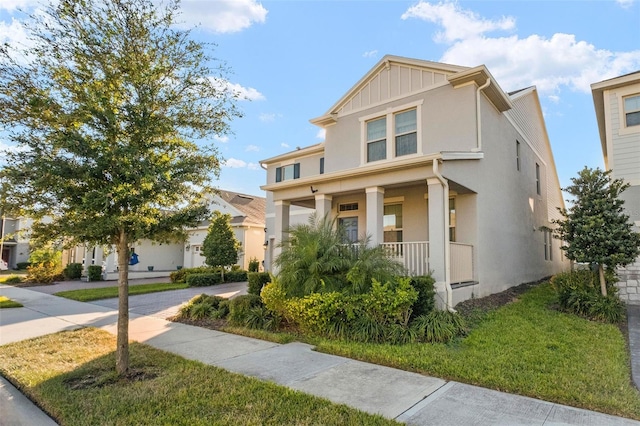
[
  {"left": 402, "top": 1, "right": 640, "bottom": 94},
  {"left": 247, "top": 162, "right": 260, "bottom": 170},
  {"left": 316, "top": 128, "right": 326, "bottom": 140},
  {"left": 259, "top": 112, "right": 277, "bottom": 122},
  {"left": 402, "top": 1, "right": 515, "bottom": 43},
  {"left": 616, "top": 0, "right": 635, "bottom": 8},
  {"left": 177, "top": 0, "right": 267, "bottom": 34},
  {"left": 0, "top": 18, "right": 32, "bottom": 49},
  {"left": 214, "top": 135, "right": 229, "bottom": 143},
  {"left": 211, "top": 78, "right": 265, "bottom": 101},
  {"left": 223, "top": 158, "right": 247, "bottom": 168},
  {"left": 362, "top": 50, "right": 378, "bottom": 58},
  {"left": 245, "top": 144, "right": 259, "bottom": 152},
  {"left": 0, "top": 0, "right": 42, "bottom": 12},
  {"left": 280, "top": 143, "right": 290, "bottom": 148}
]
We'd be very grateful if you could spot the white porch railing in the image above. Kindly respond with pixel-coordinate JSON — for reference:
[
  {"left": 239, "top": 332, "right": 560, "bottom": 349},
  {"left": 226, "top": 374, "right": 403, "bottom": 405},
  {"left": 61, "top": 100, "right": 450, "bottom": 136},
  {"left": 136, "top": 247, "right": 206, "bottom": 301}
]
[
  {"left": 381, "top": 241, "right": 430, "bottom": 276},
  {"left": 380, "top": 241, "right": 474, "bottom": 283},
  {"left": 450, "top": 242, "right": 474, "bottom": 283}
]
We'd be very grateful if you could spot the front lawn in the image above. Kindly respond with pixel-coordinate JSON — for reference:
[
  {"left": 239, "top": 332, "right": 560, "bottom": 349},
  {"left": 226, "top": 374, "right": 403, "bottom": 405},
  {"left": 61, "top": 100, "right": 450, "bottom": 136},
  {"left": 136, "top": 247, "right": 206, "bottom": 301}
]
[
  {"left": 0, "top": 296, "right": 23, "bottom": 308},
  {"left": 0, "top": 328, "right": 397, "bottom": 426},
  {"left": 313, "top": 283, "right": 640, "bottom": 419},
  {"left": 54, "top": 282, "right": 189, "bottom": 302}
]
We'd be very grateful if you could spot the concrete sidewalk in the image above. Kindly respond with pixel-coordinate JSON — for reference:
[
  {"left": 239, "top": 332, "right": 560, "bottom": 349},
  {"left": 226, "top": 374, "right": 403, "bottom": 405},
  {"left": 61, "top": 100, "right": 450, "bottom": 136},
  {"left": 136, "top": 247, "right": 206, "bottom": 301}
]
[{"left": 0, "top": 285, "right": 638, "bottom": 425}]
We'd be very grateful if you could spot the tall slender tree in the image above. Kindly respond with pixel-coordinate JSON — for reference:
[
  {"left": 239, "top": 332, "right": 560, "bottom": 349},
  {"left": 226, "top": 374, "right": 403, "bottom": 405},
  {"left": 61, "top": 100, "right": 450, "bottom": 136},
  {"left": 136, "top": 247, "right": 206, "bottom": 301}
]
[
  {"left": 0, "top": 0, "right": 240, "bottom": 375},
  {"left": 554, "top": 167, "right": 640, "bottom": 296},
  {"left": 201, "top": 211, "right": 240, "bottom": 282}
]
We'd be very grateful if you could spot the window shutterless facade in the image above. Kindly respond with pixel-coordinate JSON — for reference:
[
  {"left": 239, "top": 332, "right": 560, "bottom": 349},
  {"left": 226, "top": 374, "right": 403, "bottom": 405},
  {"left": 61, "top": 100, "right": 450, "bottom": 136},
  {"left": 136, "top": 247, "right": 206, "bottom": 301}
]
[
  {"left": 275, "top": 163, "right": 300, "bottom": 182},
  {"left": 624, "top": 94, "right": 640, "bottom": 127},
  {"left": 366, "top": 117, "right": 386, "bottom": 162},
  {"left": 516, "top": 140, "right": 521, "bottom": 171},
  {"left": 535, "top": 163, "right": 541, "bottom": 195},
  {"left": 395, "top": 109, "right": 417, "bottom": 157},
  {"left": 383, "top": 204, "right": 403, "bottom": 242}
]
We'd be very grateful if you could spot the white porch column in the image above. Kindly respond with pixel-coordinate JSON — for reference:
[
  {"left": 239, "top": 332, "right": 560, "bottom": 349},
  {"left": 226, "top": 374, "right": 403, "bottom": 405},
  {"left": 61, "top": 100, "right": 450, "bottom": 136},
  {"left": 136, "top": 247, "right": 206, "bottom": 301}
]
[
  {"left": 273, "top": 200, "right": 290, "bottom": 273},
  {"left": 105, "top": 245, "right": 116, "bottom": 273},
  {"left": 315, "top": 194, "right": 333, "bottom": 220},
  {"left": 366, "top": 186, "right": 385, "bottom": 247},
  {"left": 427, "top": 177, "right": 449, "bottom": 307}
]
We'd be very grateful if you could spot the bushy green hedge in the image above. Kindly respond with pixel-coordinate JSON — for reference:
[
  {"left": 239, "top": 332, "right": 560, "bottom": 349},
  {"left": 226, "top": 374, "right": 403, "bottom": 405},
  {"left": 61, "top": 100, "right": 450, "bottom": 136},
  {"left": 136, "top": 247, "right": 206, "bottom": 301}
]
[
  {"left": 63, "top": 263, "right": 83, "bottom": 280},
  {"left": 551, "top": 270, "right": 624, "bottom": 323},
  {"left": 228, "top": 294, "right": 263, "bottom": 325},
  {"left": 248, "top": 257, "right": 260, "bottom": 273},
  {"left": 408, "top": 275, "right": 436, "bottom": 319},
  {"left": 177, "top": 294, "right": 228, "bottom": 320},
  {"left": 16, "top": 262, "right": 31, "bottom": 270},
  {"left": 87, "top": 265, "right": 103, "bottom": 281},
  {"left": 186, "top": 273, "right": 222, "bottom": 287},
  {"left": 170, "top": 267, "right": 218, "bottom": 283},
  {"left": 225, "top": 270, "right": 248, "bottom": 282},
  {"left": 248, "top": 272, "right": 271, "bottom": 295}
]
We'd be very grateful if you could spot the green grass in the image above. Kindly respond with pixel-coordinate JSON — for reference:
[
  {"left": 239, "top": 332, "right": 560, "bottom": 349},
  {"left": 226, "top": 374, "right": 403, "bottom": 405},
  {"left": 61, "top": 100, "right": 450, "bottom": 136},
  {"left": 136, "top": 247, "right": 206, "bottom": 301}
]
[
  {"left": 0, "top": 296, "right": 23, "bottom": 308},
  {"left": 0, "top": 328, "right": 397, "bottom": 426},
  {"left": 54, "top": 282, "right": 189, "bottom": 302},
  {"left": 309, "top": 282, "right": 640, "bottom": 419}
]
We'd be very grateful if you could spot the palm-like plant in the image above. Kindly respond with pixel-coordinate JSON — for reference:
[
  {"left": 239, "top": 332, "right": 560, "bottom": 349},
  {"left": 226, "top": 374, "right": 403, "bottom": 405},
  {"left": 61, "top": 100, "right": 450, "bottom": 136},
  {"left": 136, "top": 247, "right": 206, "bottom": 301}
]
[{"left": 274, "top": 213, "right": 406, "bottom": 297}]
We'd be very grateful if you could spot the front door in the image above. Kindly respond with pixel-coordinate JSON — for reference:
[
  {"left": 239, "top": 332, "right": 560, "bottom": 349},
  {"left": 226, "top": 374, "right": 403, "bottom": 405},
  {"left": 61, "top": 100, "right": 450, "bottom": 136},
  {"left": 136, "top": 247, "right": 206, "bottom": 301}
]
[{"left": 339, "top": 217, "right": 358, "bottom": 243}]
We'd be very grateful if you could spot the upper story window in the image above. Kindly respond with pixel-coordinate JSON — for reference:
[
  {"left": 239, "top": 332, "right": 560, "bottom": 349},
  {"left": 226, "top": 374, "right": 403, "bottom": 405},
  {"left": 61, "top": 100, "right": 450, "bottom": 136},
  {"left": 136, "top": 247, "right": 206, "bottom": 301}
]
[
  {"left": 366, "top": 117, "right": 386, "bottom": 162},
  {"left": 624, "top": 94, "right": 640, "bottom": 127},
  {"left": 320, "top": 157, "right": 325, "bottom": 174},
  {"left": 275, "top": 163, "right": 300, "bottom": 182},
  {"left": 516, "top": 140, "right": 521, "bottom": 171},
  {"left": 395, "top": 109, "right": 417, "bottom": 157},
  {"left": 535, "top": 163, "right": 541, "bottom": 195},
  {"left": 361, "top": 100, "right": 423, "bottom": 165}
]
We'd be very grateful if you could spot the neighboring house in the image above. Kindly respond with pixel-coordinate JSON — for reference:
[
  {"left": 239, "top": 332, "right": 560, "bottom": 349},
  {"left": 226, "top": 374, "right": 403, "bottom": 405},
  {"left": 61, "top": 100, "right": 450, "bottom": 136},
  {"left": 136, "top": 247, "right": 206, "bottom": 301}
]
[
  {"left": 63, "top": 190, "right": 266, "bottom": 279},
  {"left": 260, "top": 55, "right": 568, "bottom": 308},
  {"left": 591, "top": 71, "right": 640, "bottom": 304},
  {"left": 0, "top": 216, "right": 31, "bottom": 269}
]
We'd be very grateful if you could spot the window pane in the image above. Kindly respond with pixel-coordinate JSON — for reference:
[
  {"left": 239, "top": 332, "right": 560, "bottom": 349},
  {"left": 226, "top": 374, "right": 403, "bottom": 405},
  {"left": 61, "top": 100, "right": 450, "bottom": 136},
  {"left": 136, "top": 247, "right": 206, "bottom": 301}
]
[
  {"left": 626, "top": 111, "right": 640, "bottom": 127},
  {"left": 367, "top": 140, "right": 386, "bottom": 162},
  {"left": 383, "top": 204, "right": 403, "bottom": 229},
  {"left": 396, "top": 133, "right": 417, "bottom": 156},
  {"left": 395, "top": 109, "right": 416, "bottom": 134},
  {"left": 367, "top": 118, "right": 386, "bottom": 141},
  {"left": 624, "top": 95, "right": 640, "bottom": 112},
  {"left": 283, "top": 164, "right": 294, "bottom": 180}
]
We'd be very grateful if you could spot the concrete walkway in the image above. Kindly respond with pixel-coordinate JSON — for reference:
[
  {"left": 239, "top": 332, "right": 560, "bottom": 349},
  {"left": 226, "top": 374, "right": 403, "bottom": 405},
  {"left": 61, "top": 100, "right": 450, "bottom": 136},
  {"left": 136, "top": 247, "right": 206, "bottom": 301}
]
[{"left": 0, "top": 285, "right": 639, "bottom": 425}]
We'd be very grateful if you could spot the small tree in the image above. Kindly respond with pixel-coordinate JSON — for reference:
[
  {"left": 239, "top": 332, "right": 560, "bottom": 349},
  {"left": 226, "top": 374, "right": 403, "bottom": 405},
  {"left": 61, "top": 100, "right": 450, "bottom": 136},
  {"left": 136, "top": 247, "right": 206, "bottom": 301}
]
[
  {"left": 554, "top": 167, "right": 640, "bottom": 296},
  {"left": 201, "top": 211, "right": 240, "bottom": 281}
]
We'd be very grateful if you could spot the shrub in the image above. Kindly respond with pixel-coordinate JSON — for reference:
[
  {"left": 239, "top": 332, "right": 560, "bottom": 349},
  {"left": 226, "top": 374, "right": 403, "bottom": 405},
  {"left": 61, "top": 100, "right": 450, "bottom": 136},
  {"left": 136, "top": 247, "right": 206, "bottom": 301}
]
[
  {"left": 225, "top": 270, "right": 248, "bottom": 282},
  {"left": 26, "top": 264, "right": 64, "bottom": 284},
  {"left": 170, "top": 266, "right": 219, "bottom": 283},
  {"left": 551, "top": 270, "right": 624, "bottom": 323},
  {"left": 248, "top": 257, "right": 260, "bottom": 273},
  {"left": 186, "top": 273, "right": 222, "bottom": 287},
  {"left": 87, "top": 265, "right": 103, "bottom": 281},
  {"left": 1, "top": 275, "right": 23, "bottom": 284},
  {"left": 408, "top": 275, "right": 436, "bottom": 319},
  {"left": 63, "top": 263, "right": 83, "bottom": 280},
  {"left": 248, "top": 272, "right": 271, "bottom": 295},
  {"left": 228, "top": 294, "right": 263, "bottom": 325},
  {"left": 360, "top": 278, "right": 417, "bottom": 327},
  {"left": 260, "top": 280, "right": 290, "bottom": 321},
  {"left": 16, "top": 262, "right": 30, "bottom": 270},
  {"left": 178, "top": 294, "right": 227, "bottom": 320},
  {"left": 412, "top": 310, "right": 466, "bottom": 343}
]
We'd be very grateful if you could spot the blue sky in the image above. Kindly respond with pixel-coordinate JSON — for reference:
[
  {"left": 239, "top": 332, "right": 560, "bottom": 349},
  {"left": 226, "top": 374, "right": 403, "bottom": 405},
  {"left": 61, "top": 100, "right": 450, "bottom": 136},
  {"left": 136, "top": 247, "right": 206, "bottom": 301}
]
[{"left": 1, "top": 0, "right": 639, "bottom": 197}]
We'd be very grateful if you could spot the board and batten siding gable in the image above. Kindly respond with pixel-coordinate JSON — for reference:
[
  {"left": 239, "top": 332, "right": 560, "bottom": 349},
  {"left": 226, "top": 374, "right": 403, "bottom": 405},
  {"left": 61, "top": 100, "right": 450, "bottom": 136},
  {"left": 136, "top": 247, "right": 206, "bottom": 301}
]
[
  {"left": 337, "top": 63, "right": 451, "bottom": 116},
  {"left": 507, "top": 90, "right": 564, "bottom": 223},
  {"left": 608, "top": 91, "right": 640, "bottom": 183}
]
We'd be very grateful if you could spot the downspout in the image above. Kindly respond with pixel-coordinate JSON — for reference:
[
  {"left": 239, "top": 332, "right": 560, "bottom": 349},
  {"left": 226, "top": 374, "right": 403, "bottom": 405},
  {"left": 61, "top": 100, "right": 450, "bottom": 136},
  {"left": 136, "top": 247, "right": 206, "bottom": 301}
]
[
  {"left": 473, "top": 77, "right": 491, "bottom": 152},
  {"left": 432, "top": 159, "right": 455, "bottom": 312}
]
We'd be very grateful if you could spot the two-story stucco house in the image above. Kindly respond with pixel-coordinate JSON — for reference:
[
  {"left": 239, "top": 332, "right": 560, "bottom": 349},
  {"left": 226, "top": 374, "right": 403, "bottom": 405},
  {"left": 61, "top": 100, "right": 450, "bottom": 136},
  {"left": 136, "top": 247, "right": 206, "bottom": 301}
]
[
  {"left": 592, "top": 71, "right": 640, "bottom": 304},
  {"left": 1, "top": 216, "right": 32, "bottom": 269},
  {"left": 260, "top": 55, "right": 568, "bottom": 308}
]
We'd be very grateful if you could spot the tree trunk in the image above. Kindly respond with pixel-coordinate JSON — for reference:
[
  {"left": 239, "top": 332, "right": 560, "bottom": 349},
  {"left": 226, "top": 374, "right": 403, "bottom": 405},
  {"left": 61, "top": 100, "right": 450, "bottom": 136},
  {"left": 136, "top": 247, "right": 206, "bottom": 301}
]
[
  {"left": 599, "top": 264, "right": 607, "bottom": 297},
  {"left": 116, "top": 230, "right": 130, "bottom": 376}
]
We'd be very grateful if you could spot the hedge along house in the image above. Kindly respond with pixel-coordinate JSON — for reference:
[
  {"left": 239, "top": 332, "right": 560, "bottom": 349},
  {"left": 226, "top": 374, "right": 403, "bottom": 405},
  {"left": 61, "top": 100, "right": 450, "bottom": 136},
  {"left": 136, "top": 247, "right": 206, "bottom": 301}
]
[
  {"left": 591, "top": 71, "right": 640, "bottom": 303},
  {"left": 260, "top": 55, "right": 569, "bottom": 308},
  {"left": 62, "top": 190, "right": 266, "bottom": 279}
]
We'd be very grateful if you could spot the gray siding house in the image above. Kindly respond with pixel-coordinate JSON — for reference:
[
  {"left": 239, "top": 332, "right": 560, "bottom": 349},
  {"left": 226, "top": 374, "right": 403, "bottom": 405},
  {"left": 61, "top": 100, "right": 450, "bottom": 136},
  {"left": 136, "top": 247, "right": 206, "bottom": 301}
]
[
  {"left": 261, "top": 55, "right": 568, "bottom": 308},
  {"left": 592, "top": 71, "right": 640, "bottom": 303}
]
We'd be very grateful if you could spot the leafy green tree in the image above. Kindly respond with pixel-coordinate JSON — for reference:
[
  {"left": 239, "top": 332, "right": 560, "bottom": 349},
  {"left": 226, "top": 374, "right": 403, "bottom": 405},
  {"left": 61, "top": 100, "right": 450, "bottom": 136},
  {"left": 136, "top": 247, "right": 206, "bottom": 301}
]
[
  {"left": 0, "top": 0, "right": 240, "bottom": 375},
  {"left": 274, "top": 213, "right": 406, "bottom": 297},
  {"left": 201, "top": 211, "right": 240, "bottom": 281},
  {"left": 554, "top": 167, "right": 640, "bottom": 296}
]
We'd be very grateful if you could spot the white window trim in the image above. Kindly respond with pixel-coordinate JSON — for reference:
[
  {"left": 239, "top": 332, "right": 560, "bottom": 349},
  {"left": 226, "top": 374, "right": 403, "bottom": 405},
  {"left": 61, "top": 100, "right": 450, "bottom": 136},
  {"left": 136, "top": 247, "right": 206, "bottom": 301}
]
[
  {"left": 616, "top": 85, "right": 640, "bottom": 136},
  {"left": 359, "top": 100, "right": 424, "bottom": 165}
]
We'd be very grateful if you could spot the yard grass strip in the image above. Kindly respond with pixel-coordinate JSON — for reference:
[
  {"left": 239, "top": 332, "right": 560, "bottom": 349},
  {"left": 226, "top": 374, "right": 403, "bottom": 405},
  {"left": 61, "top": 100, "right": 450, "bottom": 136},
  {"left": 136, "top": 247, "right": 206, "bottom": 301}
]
[
  {"left": 54, "top": 282, "right": 189, "bottom": 301},
  {"left": 311, "top": 282, "right": 640, "bottom": 420},
  {"left": 0, "top": 328, "right": 396, "bottom": 426},
  {"left": 0, "top": 296, "right": 23, "bottom": 308}
]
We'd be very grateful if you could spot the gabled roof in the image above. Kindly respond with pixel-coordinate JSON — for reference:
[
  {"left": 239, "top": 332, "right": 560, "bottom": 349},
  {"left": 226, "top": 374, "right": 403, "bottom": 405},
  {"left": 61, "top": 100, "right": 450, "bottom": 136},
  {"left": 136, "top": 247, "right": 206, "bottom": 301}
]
[
  {"left": 447, "top": 65, "right": 513, "bottom": 112},
  {"left": 310, "top": 55, "right": 469, "bottom": 126},
  {"left": 591, "top": 71, "right": 640, "bottom": 157},
  {"left": 216, "top": 190, "right": 265, "bottom": 226}
]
